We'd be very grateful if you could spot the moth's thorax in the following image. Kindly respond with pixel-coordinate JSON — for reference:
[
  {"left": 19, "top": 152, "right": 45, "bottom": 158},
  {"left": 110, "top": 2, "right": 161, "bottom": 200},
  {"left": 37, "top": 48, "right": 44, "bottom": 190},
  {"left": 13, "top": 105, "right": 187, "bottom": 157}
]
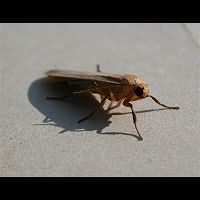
[
  {"left": 93, "top": 74, "right": 150, "bottom": 102},
  {"left": 125, "top": 74, "right": 146, "bottom": 86}
]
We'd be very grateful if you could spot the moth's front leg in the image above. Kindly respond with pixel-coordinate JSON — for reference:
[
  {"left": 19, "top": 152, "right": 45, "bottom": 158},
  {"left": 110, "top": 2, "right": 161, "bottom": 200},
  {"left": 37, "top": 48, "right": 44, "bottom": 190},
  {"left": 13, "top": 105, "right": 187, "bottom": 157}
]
[{"left": 123, "top": 99, "right": 143, "bottom": 141}]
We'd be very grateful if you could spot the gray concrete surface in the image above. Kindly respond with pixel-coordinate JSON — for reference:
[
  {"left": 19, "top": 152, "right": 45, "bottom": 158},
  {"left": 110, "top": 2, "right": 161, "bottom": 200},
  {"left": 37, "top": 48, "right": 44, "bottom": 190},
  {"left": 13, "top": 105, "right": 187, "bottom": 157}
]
[{"left": 0, "top": 23, "right": 199, "bottom": 176}]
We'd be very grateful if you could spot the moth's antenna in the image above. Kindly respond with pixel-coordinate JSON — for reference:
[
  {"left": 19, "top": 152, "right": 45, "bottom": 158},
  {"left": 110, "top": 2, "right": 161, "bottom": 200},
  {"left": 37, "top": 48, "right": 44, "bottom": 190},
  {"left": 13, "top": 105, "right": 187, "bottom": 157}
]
[
  {"left": 148, "top": 95, "right": 180, "bottom": 110},
  {"left": 96, "top": 64, "right": 101, "bottom": 72}
]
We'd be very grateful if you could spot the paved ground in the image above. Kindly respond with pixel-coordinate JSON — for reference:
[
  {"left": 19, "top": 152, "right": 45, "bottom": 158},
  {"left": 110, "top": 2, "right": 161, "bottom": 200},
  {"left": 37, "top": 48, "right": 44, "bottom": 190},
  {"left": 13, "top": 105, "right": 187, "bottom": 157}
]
[{"left": 0, "top": 23, "right": 199, "bottom": 176}]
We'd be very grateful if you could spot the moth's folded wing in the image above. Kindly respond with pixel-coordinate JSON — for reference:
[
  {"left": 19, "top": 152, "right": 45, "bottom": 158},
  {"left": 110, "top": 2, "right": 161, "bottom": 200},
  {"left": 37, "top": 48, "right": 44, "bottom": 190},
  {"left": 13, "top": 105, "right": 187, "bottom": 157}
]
[{"left": 45, "top": 69, "right": 125, "bottom": 85}]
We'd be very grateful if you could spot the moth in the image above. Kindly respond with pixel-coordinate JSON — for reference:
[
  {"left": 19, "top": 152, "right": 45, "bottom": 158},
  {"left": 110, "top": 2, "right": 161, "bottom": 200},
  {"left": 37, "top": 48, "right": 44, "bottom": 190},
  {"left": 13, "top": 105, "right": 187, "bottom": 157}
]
[{"left": 45, "top": 65, "right": 180, "bottom": 141}]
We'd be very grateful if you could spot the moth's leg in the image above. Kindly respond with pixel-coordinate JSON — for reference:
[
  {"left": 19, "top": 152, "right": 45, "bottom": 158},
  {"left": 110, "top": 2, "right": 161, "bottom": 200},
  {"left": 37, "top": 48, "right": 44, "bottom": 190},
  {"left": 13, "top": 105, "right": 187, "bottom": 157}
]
[
  {"left": 106, "top": 90, "right": 121, "bottom": 112},
  {"left": 46, "top": 95, "right": 70, "bottom": 101},
  {"left": 78, "top": 96, "right": 107, "bottom": 123},
  {"left": 46, "top": 90, "right": 84, "bottom": 100},
  {"left": 96, "top": 64, "right": 101, "bottom": 72},
  {"left": 107, "top": 100, "right": 123, "bottom": 112},
  {"left": 106, "top": 91, "right": 115, "bottom": 111},
  {"left": 107, "top": 101, "right": 114, "bottom": 111},
  {"left": 99, "top": 95, "right": 106, "bottom": 110},
  {"left": 123, "top": 99, "right": 143, "bottom": 141}
]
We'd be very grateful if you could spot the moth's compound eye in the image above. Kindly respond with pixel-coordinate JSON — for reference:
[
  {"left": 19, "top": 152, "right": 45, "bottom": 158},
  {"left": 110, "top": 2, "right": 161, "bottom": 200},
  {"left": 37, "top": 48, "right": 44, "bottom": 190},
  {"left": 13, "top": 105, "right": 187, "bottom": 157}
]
[{"left": 135, "top": 87, "right": 144, "bottom": 97}]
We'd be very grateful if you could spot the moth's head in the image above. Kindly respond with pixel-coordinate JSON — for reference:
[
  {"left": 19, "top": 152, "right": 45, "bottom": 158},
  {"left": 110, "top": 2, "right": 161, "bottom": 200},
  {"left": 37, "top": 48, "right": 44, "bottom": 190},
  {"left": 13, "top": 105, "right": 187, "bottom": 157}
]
[
  {"left": 131, "top": 83, "right": 149, "bottom": 101},
  {"left": 126, "top": 75, "right": 149, "bottom": 101}
]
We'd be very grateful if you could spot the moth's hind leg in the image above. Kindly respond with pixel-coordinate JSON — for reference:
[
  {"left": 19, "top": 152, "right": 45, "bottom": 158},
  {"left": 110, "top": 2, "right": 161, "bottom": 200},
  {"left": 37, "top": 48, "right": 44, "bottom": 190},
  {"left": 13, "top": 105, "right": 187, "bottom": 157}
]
[
  {"left": 46, "top": 81, "right": 73, "bottom": 101},
  {"left": 46, "top": 95, "right": 71, "bottom": 101},
  {"left": 46, "top": 91, "right": 74, "bottom": 101}
]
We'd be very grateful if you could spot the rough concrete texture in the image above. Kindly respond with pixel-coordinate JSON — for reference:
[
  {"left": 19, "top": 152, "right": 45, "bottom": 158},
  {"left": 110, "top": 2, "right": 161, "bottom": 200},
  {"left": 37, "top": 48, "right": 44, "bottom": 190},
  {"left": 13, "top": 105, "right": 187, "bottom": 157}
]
[{"left": 0, "top": 23, "right": 199, "bottom": 176}]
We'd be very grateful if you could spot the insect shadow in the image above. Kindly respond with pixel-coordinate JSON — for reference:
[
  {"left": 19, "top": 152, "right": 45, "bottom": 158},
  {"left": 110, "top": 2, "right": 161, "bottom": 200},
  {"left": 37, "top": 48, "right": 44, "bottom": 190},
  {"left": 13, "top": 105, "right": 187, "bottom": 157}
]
[{"left": 28, "top": 78, "right": 167, "bottom": 139}]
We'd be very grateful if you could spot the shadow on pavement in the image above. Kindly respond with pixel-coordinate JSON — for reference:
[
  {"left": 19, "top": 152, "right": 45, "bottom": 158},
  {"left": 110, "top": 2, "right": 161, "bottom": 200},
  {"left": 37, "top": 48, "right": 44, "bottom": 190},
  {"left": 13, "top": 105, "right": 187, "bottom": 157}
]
[{"left": 28, "top": 78, "right": 167, "bottom": 140}]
